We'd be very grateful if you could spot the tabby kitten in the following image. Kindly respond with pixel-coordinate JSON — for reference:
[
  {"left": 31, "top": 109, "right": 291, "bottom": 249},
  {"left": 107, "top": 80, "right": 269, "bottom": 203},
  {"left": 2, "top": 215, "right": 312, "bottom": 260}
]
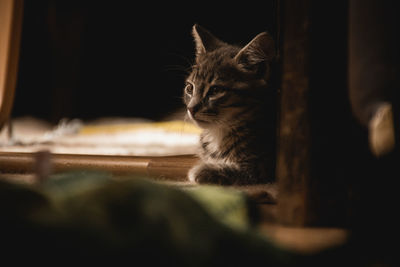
[{"left": 184, "top": 25, "right": 276, "bottom": 185}]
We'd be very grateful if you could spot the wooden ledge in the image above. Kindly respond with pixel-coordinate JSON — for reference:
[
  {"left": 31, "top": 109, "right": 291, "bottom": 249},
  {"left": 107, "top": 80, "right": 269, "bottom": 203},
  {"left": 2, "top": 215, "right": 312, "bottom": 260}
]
[
  {"left": 0, "top": 151, "right": 278, "bottom": 205},
  {"left": 0, "top": 151, "right": 198, "bottom": 181}
]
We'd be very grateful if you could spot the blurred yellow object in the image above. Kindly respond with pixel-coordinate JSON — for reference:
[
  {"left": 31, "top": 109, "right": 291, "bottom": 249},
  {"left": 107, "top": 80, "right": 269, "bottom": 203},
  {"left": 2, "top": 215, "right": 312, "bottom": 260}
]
[{"left": 80, "top": 120, "right": 201, "bottom": 135}]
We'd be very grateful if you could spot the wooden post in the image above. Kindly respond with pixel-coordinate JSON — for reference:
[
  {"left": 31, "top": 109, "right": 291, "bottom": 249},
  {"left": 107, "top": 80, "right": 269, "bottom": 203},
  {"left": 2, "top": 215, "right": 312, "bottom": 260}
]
[
  {"left": 277, "top": 0, "right": 350, "bottom": 226},
  {"left": 0, "top": 0, "right": 23, "bottom": 130},
  {"left": 276, "top": 0, "right": 311, "bottom": 226}
]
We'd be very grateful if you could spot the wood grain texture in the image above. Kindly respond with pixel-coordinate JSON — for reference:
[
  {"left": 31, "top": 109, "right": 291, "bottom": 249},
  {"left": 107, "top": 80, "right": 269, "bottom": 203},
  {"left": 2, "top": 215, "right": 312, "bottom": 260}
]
[
  {"left": 277, "top": 0, "right": 311, "bottom": 226},
  {"left": 277, "top": 0, "right": 350, "bottom": 227},
  {"left": 0, "top": 0, "right": 23, "bottom": 130},
  {"left": 0, "top": 151, "right": 198, "bottom": 181}
]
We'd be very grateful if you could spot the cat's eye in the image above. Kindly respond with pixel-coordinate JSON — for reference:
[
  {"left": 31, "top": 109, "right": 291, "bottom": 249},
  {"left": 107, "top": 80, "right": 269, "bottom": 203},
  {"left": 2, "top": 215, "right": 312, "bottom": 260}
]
[{"left": 185, "top": 83, "right": 194, "bottom": 96}]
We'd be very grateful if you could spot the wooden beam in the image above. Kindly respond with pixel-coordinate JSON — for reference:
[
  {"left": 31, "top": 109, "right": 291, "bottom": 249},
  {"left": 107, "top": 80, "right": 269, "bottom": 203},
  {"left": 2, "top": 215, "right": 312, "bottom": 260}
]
[
  {"left": 277, "top": 0, "right": 350, "bottom": 226},
  {"left": 276, "top": 0, "right": 311, "bottom": 226},
  {"left": 0, "top": 0, "right": 23, "bottom": 130},
  {"left": 0, "top": 151, "right": 198, "bottom": 181}
]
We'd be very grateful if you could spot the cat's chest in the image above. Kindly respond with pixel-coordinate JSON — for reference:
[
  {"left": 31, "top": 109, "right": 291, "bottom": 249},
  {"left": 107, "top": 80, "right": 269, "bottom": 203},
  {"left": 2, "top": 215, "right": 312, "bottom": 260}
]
[
  {"left": 200, "top": 129, "right": 240, "bottom": 161},
  {"left": 200, "top": 131, "right": 222, "bottom": 156}
]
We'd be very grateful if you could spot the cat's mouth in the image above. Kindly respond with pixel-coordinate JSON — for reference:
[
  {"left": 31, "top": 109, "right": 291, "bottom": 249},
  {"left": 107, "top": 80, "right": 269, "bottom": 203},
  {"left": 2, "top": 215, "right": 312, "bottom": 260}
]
[
  {"left": 195, "top": 118, "right": 210, "bottom": 125},
  {"left": 187, "top": 110, "right": 210, "bottom": 128},
  {"left": 191, "top": 117, "right": 210, "bottom": 128}
]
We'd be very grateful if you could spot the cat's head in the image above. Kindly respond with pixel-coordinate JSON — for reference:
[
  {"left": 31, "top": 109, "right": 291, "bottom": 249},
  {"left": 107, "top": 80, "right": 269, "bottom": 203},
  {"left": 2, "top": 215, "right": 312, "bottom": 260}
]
[{"left": 184, "top": 24, "right": 275, "bottom": 129}]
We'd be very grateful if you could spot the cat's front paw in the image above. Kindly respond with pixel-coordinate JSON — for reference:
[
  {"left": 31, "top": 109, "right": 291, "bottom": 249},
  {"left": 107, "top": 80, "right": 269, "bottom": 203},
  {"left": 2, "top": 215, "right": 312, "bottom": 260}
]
[
  {"left": 187, "top": 164, "right": 203, "bottom": 183},
  {"left": 188, "top": 164, "right": 234, "bottom": 185}
]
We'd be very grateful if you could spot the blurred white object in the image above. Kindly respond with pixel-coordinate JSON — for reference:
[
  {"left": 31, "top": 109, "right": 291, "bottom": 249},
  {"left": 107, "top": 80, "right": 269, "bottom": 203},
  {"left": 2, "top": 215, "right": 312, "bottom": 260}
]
[
  {"left": 0, "top": 117, "right": 200, "bottom": 156},
  {"left": 369, "top": 102, "right": 395, "bottom": 157}
]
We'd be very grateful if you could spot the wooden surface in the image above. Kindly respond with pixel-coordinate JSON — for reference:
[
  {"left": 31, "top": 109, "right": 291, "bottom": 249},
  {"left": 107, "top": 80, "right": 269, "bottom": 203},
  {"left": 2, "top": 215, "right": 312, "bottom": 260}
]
[
  {"left": 0, "top": 151, "right": 198, "bottom": 181},
  {"left": 0, "top": 151, "right": 280, "bottom": 205},
  {"left": 0, "top": 0, "right": 23, "bottom": 130},
  {"left": 276, "top": 0, "right": 311, "bottom": 226},
  {"left": 277, "top": 1, "right": 350, "bottom": 227}
]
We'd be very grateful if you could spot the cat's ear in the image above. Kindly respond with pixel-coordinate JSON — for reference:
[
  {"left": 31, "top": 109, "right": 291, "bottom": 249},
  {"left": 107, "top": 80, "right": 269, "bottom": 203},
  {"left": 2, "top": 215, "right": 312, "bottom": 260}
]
[
  {"left": 234, "top": 32, "right": 275, "bottom": 73},
  {"left": 192, "top": 24, "right": 225, "bottom": 56}
]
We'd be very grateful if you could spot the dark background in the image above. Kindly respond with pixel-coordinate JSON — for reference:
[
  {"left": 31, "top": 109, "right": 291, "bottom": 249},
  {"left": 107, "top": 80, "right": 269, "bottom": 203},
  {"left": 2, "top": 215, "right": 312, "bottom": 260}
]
[{"left": 12, "top": 0, "right": 279, "bottom": 124}]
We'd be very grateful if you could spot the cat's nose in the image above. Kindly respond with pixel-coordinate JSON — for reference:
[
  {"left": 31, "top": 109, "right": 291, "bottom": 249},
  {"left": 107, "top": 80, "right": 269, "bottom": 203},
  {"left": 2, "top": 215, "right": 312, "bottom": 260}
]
[
  {"left": 188, "top": 107, "right": 196, "bottom": 116},
  {"left": 188, "top": 105, "right": 200, "bottom": 117}
]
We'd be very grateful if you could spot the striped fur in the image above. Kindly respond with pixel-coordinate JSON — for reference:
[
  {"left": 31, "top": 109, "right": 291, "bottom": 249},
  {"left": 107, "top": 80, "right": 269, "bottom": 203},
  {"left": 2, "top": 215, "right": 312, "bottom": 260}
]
[{"left": 185, "top": 25, "right": 276, "bottom": 185}]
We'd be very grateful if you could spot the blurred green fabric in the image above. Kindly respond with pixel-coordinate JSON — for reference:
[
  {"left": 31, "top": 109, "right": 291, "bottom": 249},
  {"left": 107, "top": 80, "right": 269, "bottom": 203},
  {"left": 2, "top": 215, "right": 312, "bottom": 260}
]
[{"left": 0, "top": 171, "right": 348, "bottom": 265}]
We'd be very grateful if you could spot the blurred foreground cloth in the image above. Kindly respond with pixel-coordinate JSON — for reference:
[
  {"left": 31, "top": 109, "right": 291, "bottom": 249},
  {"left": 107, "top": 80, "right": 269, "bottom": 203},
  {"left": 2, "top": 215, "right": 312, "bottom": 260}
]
[{"left": 0, "top": 172, "right": 345, "bottom": 265}]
